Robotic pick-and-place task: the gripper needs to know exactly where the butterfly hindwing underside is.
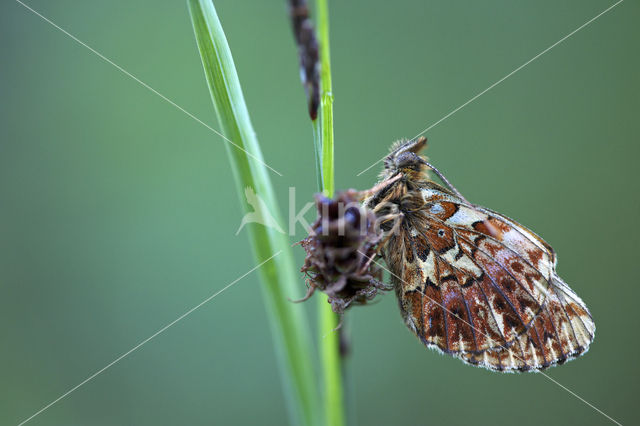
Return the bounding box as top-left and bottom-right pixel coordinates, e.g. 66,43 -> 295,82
366,138 -> 595,371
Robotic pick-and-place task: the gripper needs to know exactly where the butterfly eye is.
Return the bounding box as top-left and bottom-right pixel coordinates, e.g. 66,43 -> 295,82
395,152 -> 422,170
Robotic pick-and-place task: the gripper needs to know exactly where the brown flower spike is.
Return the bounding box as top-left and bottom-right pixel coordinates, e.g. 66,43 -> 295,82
298,190 -> 391,315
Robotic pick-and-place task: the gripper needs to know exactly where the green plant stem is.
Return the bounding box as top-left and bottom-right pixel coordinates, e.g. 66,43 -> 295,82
188,1 -> 320,425
316,3 -> 334,198
314,1 -> 345,425
312,121 -> 323,191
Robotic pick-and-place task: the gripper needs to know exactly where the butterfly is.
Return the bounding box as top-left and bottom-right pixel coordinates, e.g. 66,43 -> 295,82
363,137 -> 595,371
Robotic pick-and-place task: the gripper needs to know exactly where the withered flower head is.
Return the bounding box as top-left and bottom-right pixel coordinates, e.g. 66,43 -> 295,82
297,190 -> 391,315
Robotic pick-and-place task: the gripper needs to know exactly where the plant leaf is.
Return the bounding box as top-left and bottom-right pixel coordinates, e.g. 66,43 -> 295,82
188,1 -> 320,424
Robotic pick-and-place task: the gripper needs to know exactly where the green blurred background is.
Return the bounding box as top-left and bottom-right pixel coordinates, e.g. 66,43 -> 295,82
1,0 -> 638,424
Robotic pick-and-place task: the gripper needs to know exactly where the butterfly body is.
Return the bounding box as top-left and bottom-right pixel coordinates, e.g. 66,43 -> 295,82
365,138 -> 595,371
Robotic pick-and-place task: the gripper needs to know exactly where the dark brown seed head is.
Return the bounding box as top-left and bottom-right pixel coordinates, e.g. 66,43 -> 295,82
298,190 -> 390,315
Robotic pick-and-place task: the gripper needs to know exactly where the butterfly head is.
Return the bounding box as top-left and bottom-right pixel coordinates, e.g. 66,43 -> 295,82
383,136 -> 428,179
378,137 -> 466,201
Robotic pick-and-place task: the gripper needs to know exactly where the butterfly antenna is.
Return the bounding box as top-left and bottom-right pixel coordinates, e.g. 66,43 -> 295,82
420,159 -> 471,204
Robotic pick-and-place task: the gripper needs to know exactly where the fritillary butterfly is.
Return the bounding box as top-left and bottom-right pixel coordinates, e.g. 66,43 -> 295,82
364,137 -> 595,371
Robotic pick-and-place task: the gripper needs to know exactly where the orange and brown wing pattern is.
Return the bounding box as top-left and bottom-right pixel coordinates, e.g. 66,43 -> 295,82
459,275 -> 595,371
390,185 -> 594,370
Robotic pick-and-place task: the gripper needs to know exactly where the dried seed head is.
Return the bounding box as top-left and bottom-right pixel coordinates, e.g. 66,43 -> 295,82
298,190 -> 391,315
288,0 -> 320,120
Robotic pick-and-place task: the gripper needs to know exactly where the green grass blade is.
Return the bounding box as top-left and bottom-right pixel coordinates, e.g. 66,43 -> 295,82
314,1 -> 345,425
187,1 -> 320,424
317,0 -> 334,199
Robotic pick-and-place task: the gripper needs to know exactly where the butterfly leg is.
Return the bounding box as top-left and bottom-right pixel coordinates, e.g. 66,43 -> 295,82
369,277 -> 394,291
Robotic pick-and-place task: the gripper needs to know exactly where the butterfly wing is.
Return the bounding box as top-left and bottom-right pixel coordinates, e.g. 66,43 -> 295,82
460,275 -> 595,370
387,184 -> 595,371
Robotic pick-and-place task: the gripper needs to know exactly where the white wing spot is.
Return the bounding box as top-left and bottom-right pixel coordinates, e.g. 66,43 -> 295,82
430,203 -> 445,215
562,323 -> 575,353
508,349 -> 515,368
530,340 -> 539,366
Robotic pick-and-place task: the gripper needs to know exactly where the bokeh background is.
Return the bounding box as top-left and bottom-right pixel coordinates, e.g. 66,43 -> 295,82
1,0 -> 638,425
